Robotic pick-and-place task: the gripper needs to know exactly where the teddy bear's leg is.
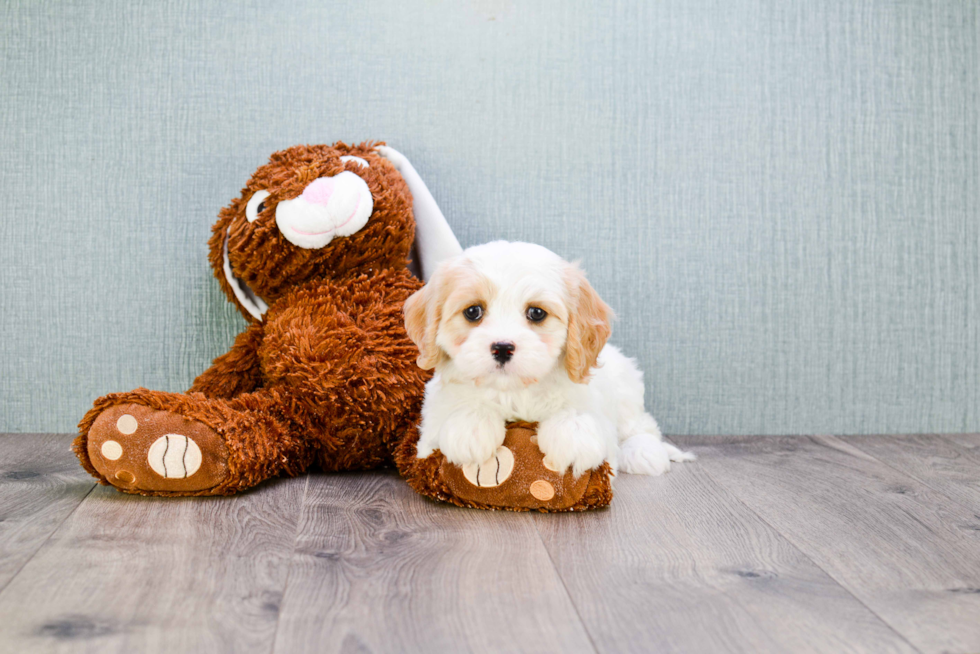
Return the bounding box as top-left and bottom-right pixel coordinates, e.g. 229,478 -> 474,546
187,322 -> 264,399
75,388 -> 318,496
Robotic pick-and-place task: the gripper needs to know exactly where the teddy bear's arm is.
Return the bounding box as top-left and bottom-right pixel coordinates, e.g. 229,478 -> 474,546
188,321 -> 265,398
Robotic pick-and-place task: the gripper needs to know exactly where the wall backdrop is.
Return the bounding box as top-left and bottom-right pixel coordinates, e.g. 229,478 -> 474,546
1,0 -> 977,434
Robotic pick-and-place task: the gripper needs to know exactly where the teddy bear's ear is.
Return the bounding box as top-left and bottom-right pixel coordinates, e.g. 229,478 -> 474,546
375,146 -> 462,281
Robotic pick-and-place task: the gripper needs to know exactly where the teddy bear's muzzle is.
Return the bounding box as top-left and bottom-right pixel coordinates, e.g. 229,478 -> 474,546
275,171 -> 374,249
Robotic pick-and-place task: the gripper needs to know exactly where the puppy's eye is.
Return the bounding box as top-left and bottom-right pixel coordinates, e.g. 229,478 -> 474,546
463,305 -> 484,322
526,307 -> 547,323
245,190 -> 271,223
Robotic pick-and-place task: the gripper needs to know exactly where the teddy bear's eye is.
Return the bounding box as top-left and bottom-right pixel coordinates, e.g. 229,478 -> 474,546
340,155 -> 369,168
245,190 -> 271,223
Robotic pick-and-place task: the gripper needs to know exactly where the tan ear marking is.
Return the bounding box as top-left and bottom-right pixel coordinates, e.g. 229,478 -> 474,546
403,287 -> 428,353
563,264 -> 614,383
404,263 -> 451,370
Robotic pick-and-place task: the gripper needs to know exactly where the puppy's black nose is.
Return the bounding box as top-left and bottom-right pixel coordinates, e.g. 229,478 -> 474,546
490,341 -> 516,364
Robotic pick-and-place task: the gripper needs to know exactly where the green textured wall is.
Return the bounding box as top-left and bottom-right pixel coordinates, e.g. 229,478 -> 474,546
1,0 -> 977,434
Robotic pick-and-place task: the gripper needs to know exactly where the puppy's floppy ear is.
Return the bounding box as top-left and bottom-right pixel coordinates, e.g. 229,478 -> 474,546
404,264 -> 448,370
563,264 -> 614,383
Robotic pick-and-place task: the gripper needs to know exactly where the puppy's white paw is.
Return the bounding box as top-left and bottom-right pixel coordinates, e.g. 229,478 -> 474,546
620,433 -> 694,476
664,441 -> 697,463
437,411 -> 506,467
538,412 -> 608,478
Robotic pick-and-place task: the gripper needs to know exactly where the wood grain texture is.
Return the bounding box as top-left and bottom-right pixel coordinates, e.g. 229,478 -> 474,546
273,470 -> 595,654
4,434 -> 980,653
846,433 -> 980,511
0,474 -> 307,654
534,463 -> 917,654
0,434 -> 94,592
677,434 -> 980,654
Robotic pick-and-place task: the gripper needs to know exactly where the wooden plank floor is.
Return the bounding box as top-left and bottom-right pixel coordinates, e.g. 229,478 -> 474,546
0,433 -> 978,654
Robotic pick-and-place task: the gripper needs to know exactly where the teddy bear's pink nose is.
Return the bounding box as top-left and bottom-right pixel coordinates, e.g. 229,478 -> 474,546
301,177 -> 336,207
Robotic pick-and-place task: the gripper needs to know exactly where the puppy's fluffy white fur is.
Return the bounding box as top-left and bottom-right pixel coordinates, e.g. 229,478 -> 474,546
404,241 -> 694,477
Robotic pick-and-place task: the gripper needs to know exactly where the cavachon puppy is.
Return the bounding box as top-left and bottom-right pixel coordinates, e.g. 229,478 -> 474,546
403,241 -> 695,478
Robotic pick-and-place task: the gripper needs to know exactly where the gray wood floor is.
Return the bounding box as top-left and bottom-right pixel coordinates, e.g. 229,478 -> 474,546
0,433 -> 978,654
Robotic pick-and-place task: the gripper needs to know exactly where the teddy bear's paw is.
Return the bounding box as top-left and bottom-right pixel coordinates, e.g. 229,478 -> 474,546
87,404 -> 229,493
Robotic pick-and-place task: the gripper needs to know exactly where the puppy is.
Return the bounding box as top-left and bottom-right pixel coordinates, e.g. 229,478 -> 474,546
403,241 -> 694,477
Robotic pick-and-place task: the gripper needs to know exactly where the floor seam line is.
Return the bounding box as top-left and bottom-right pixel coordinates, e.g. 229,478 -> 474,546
530,516 -> 602,654
268,474 -> 311,654
678,437 -> 926,654
0,481 -> 97,598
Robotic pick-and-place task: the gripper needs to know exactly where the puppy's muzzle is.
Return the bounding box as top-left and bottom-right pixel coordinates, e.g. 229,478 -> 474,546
491,341 -> 516,365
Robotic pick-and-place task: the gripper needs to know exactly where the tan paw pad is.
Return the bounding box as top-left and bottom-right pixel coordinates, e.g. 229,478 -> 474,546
529,480 -> 555,501
87,403 -> 228,493
101,440 -> 123,460
116,414 -> 138,435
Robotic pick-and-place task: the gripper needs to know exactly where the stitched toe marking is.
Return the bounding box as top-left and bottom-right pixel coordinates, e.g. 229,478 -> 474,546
462,446 -> 515,488
147,435 -> 203,478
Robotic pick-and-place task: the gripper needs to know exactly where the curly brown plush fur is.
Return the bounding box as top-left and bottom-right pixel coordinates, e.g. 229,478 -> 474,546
74,142 -> 430,496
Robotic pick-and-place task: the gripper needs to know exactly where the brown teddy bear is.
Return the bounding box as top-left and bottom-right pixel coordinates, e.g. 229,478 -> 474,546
74,142 -> 450,495
73,141 -> 613,510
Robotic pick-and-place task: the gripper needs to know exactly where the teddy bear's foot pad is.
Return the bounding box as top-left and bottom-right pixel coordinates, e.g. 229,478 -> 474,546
88,404 -> 229,493
423,422 -> 614,511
